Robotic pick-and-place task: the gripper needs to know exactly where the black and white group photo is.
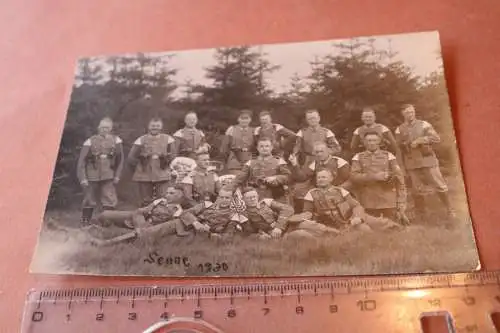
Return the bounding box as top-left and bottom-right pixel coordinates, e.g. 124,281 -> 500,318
30,31 -> 480,277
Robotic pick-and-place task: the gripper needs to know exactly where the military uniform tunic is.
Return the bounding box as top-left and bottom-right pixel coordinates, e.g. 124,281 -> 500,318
231,156 -> 291,201
291,156 -> 350,199
395,120 -> 448,195
77,134 -> 124,208
350,123 -> 399,154
180,168 -> 220,203
128,133 -> 176,206
240,198 -> 294,234
220,125 -> 255,173
188,201 -> 236,234
351,150 -> 406,211
303,186 -> 364,229
129,134 -> 175,182
254,123 -> 296,156
173,127 -> 210,159
294,126 -> 341,166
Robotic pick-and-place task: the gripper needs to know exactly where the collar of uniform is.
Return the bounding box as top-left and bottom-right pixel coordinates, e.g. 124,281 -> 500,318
194,167 -> 210,175
257,155 -> 274,161
237,125 -> 251,130
256,198 -> 273,209
308,125 -> 321,131
406,119 -> 417,126
171,204 -> 183,217
317,185 -> 335,192
260,123 -> 274,130
310,156 -> 332,169
183,126 -> 197,131
363,123 -> 377,129
319,155 -> 332,165
366,149 -> 381,155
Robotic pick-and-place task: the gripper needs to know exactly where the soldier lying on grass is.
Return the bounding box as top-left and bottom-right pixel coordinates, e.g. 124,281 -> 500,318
286,169 -> 403,238
92,185 -> 210,246
237,187 -> 295,240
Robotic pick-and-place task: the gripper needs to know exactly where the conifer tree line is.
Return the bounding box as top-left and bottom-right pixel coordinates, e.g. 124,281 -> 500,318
49,39 -> 457,208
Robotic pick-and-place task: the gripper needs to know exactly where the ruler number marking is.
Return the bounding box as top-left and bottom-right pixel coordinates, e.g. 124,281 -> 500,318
194,310 -> 203,319
296,306 -> 304,315
160,312 -> 169,320
96,313 -> 104,321
329,304 -> 339,313
31,311 -> 44,322
262,307 -> 270,316
462,296 -> 475,306
128,312 -> 137,321
227,309 -> 236,318
357,300 -> 376,311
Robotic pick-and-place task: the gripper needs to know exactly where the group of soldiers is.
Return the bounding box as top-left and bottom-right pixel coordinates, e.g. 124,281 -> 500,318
75,104 -> 456,243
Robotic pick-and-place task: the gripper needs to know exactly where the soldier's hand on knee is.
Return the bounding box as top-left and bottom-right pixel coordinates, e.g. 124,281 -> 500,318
270,228 -> 283,239
258,232 -> 272,240
193,221 -> 210,232
288,154 -> 298,166
81,180 -> 89,188
350,217 -> 363,226
113,177 -> 120,184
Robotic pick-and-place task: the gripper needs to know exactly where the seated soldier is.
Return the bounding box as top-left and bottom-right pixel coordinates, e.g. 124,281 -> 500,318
184,188 -> 239,240
287,170 -> 400,238
238,187 -> 294,240
289,141 -> 350,212
96,185 -> 210,237
229,137 -> 291,203
180,152 -> 220,205
351,131 -> 408,224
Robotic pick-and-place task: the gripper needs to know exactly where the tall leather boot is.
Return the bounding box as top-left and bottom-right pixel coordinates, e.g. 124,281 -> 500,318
81,207 -> 94,227
294,198 -> 304,214
437,191 -> 457,219
412,194 -> 427,222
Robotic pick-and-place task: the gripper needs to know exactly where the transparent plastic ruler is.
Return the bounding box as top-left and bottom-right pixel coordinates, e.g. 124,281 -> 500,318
21,271 -> 500,333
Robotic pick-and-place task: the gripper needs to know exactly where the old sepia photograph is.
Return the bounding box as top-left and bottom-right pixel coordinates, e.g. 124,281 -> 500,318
31,31 -> 480,277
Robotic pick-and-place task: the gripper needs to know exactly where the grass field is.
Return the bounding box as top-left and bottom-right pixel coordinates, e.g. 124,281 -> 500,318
31,203 -> 480,277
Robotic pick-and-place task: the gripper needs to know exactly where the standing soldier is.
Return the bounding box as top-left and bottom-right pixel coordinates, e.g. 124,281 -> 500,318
180,152 -> 221,205
229,137 -> 291,203
350,107 -> 399,155
395,104 -> 455,219
76,117 -> 124,226
173,112 -> 210,159
220,110 -> 255,174
293,109 -> 341,166
254,110 -> 296,157
128,117 -> 176,207
351,132 -> 408,224
289,141 -> 350,212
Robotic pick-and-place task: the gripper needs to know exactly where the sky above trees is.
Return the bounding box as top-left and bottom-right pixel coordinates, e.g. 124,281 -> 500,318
81,31 -> 443,98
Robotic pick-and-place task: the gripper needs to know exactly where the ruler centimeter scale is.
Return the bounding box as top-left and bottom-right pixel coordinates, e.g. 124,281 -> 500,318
22,271 -> 500,333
